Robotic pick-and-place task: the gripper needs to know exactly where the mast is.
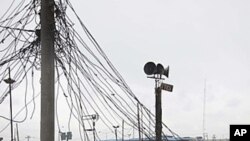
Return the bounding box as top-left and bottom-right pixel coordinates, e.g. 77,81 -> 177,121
202,79 -> 207,140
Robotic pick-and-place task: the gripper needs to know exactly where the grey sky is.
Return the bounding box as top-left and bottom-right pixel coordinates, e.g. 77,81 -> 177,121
1,0 -> 250,140
73,0 -> 250,138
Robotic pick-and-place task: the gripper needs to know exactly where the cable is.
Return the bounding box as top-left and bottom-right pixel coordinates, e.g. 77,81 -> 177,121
0,0 -> 182,139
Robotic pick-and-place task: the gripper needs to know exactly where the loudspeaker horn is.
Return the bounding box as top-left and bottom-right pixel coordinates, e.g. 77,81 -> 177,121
156,63 -> 164,75
163,66 -> 169,78
144,62 -> 156,75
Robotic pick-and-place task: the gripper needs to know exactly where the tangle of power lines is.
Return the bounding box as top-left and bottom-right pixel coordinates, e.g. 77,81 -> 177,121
0,0 -> 182,140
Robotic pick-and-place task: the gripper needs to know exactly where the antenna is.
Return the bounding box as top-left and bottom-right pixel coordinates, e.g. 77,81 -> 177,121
202,79 -> 207,140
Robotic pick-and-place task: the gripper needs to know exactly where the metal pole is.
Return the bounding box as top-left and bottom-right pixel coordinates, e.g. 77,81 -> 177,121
203,79 -> 206,141
113,126 -> 119,141
137,103 -> 141,141
9,68 -> 13,141
155,86 -> 162,141
93,121 -> 96,141
115,128 -> 117,141
122,120 -> 124,141
4,68 -> 15,141
16,123 -> 19,141
40,0 -> 55,141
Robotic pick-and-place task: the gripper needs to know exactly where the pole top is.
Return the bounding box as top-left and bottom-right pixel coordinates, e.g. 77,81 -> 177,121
4,78 -> 15,84
113,126 -> 119,129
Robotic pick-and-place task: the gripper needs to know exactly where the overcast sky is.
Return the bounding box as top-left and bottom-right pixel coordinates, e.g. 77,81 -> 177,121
74,0 -> 250,138
1,0 -> 250,140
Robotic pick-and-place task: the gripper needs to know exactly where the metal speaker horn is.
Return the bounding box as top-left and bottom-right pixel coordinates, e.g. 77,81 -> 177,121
144,62 -> 156,75
156,63 -> 164,75
163,66 -> 169,78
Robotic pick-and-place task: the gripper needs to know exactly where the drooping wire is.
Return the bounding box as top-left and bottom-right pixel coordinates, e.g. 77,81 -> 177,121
0,0 -> 182,140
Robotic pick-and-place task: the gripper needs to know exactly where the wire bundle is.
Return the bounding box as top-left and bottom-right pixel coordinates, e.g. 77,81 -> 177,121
0,0 -> 181,140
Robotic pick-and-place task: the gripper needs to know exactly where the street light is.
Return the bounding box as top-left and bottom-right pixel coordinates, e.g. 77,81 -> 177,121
4,68 -> 15,141
113,125 -> 119,141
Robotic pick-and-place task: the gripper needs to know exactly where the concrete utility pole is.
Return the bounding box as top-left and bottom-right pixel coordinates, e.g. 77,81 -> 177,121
40,0 -> 55,141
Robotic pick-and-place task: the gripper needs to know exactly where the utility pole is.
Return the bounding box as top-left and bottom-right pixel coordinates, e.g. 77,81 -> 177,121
4,68 -> 15,141
40,0 -> 55,141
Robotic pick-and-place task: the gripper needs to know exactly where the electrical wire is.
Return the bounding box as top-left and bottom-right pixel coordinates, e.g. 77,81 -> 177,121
0,0 -> 182,140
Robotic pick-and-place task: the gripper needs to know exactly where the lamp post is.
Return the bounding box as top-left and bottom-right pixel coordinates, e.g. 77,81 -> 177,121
113,125 -> 119,141
4,68 -> 15,141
